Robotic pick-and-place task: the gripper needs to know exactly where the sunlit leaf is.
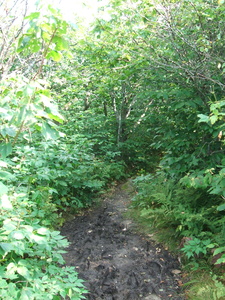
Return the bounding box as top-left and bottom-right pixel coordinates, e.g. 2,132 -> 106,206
217,204 -> 225,211
5,127 -> 16,137
0,182 -> 8,196
3,219 -> 17,232
37,227 -> 49,235
10,231 -> 25,240
17,264 -> 31,279
0,194 -> 12,210
30,233 -> 46,244
41,122 -> 60,140
20,288 -> 33,300
0,143 -> 12,159
209,115 -> 218,125
25,12 -> 40,20
197,114 -> 209,123
0,243 -> 13,252
46,50 -> 62,62
0,161 -> 8,168
23,84 -> 36,97
47,113 -> 64,124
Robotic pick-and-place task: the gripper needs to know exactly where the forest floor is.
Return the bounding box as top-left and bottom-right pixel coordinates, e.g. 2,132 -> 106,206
61,181 -> 185,300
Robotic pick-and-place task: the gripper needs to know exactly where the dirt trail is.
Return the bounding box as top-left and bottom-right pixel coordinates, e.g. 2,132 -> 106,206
61,182 -> 184,300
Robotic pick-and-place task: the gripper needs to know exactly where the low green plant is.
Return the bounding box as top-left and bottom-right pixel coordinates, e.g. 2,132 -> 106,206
8,136 -> 126,212
185,272 -> 225,300
131,173 -> 225,266
0,189 -> 87,300
131,172 -> 225,298
181,237 -> 211,259
212,275 -> 225,300
132,173 -> 220,237
207,243 -> 225,266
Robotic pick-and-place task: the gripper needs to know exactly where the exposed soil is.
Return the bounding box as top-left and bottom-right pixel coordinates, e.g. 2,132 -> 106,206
61,181 -> 184,300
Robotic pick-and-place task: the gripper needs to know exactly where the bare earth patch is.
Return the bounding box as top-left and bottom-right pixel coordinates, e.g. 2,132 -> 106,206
61,182 -> 184,300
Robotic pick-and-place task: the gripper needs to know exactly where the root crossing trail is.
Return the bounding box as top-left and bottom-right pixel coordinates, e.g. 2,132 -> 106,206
61,182 -> 184,300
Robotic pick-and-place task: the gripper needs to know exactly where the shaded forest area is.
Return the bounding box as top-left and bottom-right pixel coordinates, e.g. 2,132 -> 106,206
1,0 -> 225,299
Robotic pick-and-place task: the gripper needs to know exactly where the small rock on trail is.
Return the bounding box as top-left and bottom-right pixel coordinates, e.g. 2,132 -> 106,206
61,183 -> 184,300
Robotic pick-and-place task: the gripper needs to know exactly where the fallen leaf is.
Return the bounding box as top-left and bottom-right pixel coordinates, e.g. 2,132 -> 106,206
171,269 -> 182,275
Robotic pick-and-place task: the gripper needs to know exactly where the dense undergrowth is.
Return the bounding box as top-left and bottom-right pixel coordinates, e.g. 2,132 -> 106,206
0,4 -> 125,299
131,173 -> 225,299
2,0 -> 225,299
0,135 -> 125,299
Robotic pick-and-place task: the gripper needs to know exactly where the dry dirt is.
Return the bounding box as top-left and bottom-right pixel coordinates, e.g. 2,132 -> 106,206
61,182 -> 184,300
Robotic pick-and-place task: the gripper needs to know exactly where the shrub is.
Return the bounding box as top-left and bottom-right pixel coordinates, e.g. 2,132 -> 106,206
132,173 -> 224,255
0,189 -> 87,300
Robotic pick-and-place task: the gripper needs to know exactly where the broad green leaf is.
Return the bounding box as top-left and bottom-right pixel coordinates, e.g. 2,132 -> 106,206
52,36 -> 69,50
197,114 -> 209,123
8,282 -> 19,296
25,12 -> 40,21
213,246 -> 225,256
30,233 -> 46,244
29,40 -> 41,53
0,279 -> 8,288
16,106 -> 27,123
46,50 -> 62,62
37,227 -> 49,235
66,51 -> 73,59
0,242 -> 14,254
56,20 -> 68,35
41,122 -> 60,140
47,113 -> 64,124
209,115 -> 218,125
21,225 -> 33,233
23,84 -> 36,97
42,31 -> 51,41
3,220 -> 17,232
6,262 -> 17,274
20,288 -> 33,300
0,194 -> 12,210
10,231 -> 25,240
214,256 -> 225,264
39,94 -> 53,107
17,266 -> 31,279
40,23 -> 52,32
0,143 -> 12,159
5,127 -> 16,137
207,244 -> 217,249
0,161 -> 7,167
0,171 -> 13,179
217,204 -> 225,211
0,182 -> 8,196
17,36 -> 31,51
0,127 -> 16,138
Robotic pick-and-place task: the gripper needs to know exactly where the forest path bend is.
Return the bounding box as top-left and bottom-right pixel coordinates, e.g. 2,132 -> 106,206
61,181 -> 184,300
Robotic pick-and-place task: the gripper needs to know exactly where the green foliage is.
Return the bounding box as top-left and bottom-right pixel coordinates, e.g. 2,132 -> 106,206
7,137 -> 126,211
0,76 -> 64,153
0,190 -> 87,299
132,173 -> 221,237
185,272 -> 225,300
211,276 -> 225,300
3,0 -> 225,297
0,4 -> 88,299
17,4 -> 71,77
207,243 -> 225,266
132,173 -> 225,266
181,238 -> 211,259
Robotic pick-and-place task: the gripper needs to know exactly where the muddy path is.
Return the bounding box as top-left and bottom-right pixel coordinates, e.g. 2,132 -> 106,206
61,182 -> 184,300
